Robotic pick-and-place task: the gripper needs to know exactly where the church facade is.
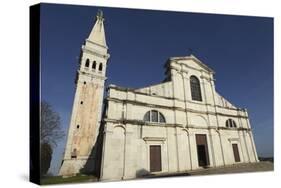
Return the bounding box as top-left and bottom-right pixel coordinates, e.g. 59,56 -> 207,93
59,11 -> 259,180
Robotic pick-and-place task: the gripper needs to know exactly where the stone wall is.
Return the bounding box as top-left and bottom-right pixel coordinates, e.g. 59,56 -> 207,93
99,56 -> 259,180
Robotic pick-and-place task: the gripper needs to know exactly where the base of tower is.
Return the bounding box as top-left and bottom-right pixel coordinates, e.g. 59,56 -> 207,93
59,158 -> 97,177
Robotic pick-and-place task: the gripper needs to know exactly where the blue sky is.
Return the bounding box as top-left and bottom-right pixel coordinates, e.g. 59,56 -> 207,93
40,3 -> 273,175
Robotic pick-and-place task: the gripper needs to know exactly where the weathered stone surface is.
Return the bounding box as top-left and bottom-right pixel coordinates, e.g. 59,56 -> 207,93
59,11 -> 109,176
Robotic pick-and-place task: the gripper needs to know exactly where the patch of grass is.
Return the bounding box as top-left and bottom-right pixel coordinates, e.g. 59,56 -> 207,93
41,174 -> 98,185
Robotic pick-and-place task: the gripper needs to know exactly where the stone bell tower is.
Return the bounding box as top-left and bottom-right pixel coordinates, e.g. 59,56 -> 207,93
59,10 -> 110,176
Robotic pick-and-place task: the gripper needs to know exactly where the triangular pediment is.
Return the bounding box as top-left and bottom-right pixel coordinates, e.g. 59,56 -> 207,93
169,54 -> 215,73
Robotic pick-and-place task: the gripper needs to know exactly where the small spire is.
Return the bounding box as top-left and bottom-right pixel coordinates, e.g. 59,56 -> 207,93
97,9 -> 104,20
87,10 -> 107,47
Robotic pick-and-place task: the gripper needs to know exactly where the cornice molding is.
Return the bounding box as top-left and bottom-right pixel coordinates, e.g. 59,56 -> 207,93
106,97 -> 248,119
168,55 -> 215,74
78,70 -> 107,81
108,85 -> 244,113
103,118 -> 252,132
85,39 -> 108,49
82,45 -> 110,60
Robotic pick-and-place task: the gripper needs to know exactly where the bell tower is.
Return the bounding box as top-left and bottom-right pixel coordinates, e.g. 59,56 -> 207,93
59,10 -> 110,176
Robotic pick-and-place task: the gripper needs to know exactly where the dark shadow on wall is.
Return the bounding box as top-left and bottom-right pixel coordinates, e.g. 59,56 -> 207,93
79,100 -> 107,178
136,169 -> 192,179
136,169 -> 151,178
79,156 -> 96,175
145,172 -> 191,179
93,113 -> 105,179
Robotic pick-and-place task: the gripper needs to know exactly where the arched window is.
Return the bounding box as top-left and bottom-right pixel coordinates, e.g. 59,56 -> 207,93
92,61 -> 96,69
151,110 -> 158,122
144,111 -> 150,121
159,113 -> 166,123
98,63 -> 103,71
190,75 -> 202,101
85,59 -> 90,68
226,119 -> 237,128
143,110 -> 166,123
226,119 -> 230,127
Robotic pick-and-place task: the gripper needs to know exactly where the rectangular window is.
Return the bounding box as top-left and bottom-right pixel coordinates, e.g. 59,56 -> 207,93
71,149 -> 77,159
71,153 -> 77,159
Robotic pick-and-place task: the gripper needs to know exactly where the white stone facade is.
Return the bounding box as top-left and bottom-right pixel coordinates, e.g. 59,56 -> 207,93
59,11 -> 259,180
99,55 -> 259,180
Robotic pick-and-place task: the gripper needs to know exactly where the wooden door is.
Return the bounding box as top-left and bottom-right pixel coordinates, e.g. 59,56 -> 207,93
150,145 -> 162,172
195,134 -> 210,167
197,145 -> 208,167
232,144 -> 241,162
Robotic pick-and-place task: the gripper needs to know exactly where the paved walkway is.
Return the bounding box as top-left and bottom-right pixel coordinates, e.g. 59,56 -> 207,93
146,162 -> 273,178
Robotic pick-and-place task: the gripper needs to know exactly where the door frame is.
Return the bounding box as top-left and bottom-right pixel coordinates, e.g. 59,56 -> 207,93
195,134 -> 210,167
232,143 -> 241,163
143,137 -> 166,174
